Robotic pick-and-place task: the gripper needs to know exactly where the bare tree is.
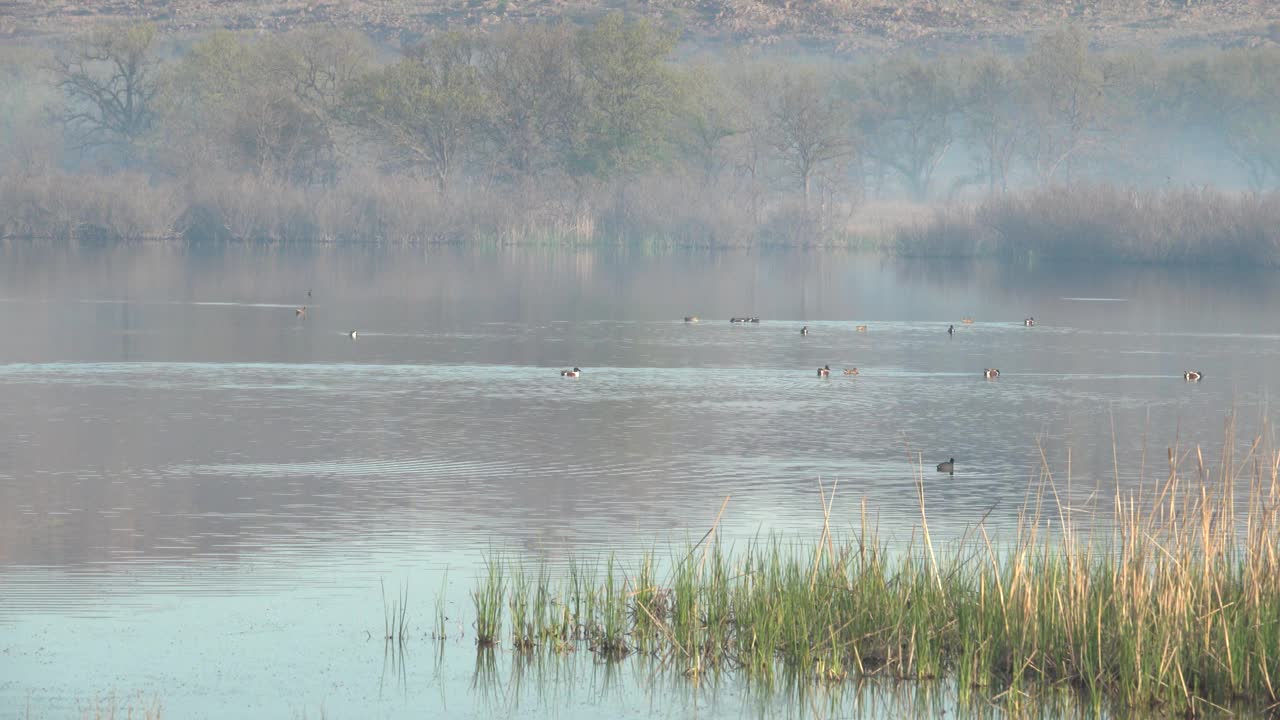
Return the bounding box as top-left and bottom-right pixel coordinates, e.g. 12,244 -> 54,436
260,30 -> 372,183
857,58 -> 956,200
959,54 -> 1022,195
1180,49 -> 1280,191
768,71 -> 852,210
726,61 -> 778,226
277,29 -> 373,113
1021,26 -> 1107,184
54,24 -> 159,163
676,64 -> 741,188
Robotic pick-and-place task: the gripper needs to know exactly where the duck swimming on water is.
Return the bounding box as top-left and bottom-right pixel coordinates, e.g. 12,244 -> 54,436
817,365 -> 831,377
1184,370 -> 1202,381
937,458 -> 955,474
984,368 -> 1000,378
800,325 -> 809,336
561,367 -> 582,378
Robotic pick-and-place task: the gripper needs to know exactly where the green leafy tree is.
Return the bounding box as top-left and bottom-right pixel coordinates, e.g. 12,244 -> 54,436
568,13 -> 679,181
477,25 -> 580,180
161,30 -> 360,183
251,29 -> 372,182
352,32 -> 485,195
157,31 -> 249,170
675,64 -> 742,187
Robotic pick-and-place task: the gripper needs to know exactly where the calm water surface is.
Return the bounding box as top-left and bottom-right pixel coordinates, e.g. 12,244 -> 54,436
1,245 -> 1277,717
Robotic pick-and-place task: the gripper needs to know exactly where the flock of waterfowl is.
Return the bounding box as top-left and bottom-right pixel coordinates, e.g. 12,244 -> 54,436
676,315 -> 1203,388
293,303 -> 1205,389
643,315 -> 1203,475
291,301 -> 1205,475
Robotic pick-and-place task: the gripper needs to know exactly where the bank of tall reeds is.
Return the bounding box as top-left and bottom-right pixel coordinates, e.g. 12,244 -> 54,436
471,428 -> 1280,715
6,166 -> 1279,262
897,184 -> 1280,265
0,166 -> 756,248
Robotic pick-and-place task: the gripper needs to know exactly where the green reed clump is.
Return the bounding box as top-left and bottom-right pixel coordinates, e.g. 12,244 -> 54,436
508,562 -> 535,652
590,556 -> 630,659
467,424 -> 1280,715
472,554 -> 505,647
568,559 -> 596,642
537,574 -> 573,652
629,551 -> 666,654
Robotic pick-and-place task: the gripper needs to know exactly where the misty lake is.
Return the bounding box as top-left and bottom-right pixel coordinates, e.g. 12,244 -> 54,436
2,244 -> 1278,718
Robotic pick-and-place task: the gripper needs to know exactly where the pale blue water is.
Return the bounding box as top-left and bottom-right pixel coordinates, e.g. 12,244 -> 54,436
1,245 -> 1275,717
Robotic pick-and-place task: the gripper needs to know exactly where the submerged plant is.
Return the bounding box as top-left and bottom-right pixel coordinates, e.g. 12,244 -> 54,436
431,569 -> 449,641
381,579 -> 409,645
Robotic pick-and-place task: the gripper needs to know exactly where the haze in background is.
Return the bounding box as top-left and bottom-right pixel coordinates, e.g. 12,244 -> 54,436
0,6 -> 1278,258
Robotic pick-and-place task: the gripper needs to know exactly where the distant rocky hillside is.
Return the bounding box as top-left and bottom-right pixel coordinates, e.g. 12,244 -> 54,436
4,0 -> 1279,52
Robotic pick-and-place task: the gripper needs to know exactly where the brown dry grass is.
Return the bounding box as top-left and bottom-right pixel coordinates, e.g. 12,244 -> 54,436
896,184 -> 1280,264
3,0 -> 1278,53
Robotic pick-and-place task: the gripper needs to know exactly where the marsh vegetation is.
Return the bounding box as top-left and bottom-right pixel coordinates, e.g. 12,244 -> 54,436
1,18 -> 1279,261
461,428 -> 1280,716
